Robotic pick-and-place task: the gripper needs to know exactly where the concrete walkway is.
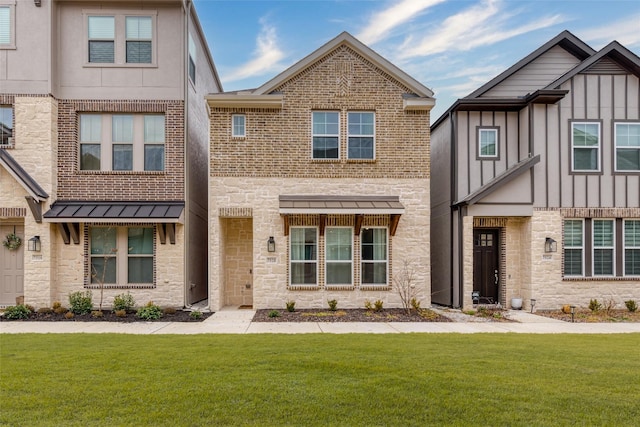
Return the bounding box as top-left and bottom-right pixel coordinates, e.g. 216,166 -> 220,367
2,308 -> 640,334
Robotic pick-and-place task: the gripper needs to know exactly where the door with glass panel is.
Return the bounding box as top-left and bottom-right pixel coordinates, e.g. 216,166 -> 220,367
473,229 -> 499,303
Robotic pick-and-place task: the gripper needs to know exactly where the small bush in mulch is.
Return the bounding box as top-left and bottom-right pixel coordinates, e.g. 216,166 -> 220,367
253,308 -> 452,322
0,307 -> 212,322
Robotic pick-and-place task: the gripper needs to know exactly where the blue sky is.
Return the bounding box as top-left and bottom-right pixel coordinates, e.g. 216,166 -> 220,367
193,0 -> 640,120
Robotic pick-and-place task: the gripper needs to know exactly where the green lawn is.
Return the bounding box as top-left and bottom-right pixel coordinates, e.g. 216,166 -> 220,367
1,334 -> 639,426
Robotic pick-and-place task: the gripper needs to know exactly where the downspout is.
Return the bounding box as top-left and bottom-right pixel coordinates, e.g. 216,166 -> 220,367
449,110 -> 457,307
182,0 -> 192,308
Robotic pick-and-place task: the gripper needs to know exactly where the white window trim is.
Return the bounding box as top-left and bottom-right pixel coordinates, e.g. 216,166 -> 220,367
83,10 -> 157,68
477,127 -> 499,159
232,114 -> 246,138
347,111 -> 375,160
360,227 -> 389,286
325,227 -> 354,286
563,219 -> 584,277
289,227 -> 318,286
571,121 -> 601,173
592,219 -> 615,277
311,111 -> 340,160
623,219 -> 640,277
614,122 -> 640,172
0,2 -> 16,50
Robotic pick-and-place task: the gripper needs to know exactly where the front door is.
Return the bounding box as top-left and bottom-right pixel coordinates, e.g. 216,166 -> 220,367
1,224 -> 24,307
473,229 -> 499,304
222,218 -> 253,307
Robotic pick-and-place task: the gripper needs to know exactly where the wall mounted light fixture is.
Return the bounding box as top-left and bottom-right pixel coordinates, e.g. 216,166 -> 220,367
28,236 -> 41,252
544,237 -> 557,253
267,236 -> 276,252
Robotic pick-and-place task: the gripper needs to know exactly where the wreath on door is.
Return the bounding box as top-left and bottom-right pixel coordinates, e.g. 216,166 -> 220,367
2,232 -> 22,250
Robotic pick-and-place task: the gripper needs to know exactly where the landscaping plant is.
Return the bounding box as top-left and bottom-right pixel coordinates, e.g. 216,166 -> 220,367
136,301 -> 163,320
68,291 -> 93,315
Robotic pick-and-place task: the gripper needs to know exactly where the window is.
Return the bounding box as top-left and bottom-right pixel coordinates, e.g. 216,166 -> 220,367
478,127 -> 498,158
290,228 -> 317,285
312,112 -> 339,159
232,115 -> 246,138
361,228 -> 388,285
79,113 -> 164,172
615,122 -> 640,171
593,219 -> 614,276
571,122 -> 600,172
0,4 -> 15,49
624,220 -> 640,276
90,226 -> 154,285
325,228 -> 352,285
125,16 -> 152,64
563,220 -> 583,276
348,112 -> 374,159
88,16 -> 115,63
0,105 -> 13,146
188,33 -> 196,83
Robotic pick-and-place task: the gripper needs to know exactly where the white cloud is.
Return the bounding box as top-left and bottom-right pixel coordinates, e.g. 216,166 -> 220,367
396,0 -> 565,59
222,17 -> 286,83
579,14 -> 640,48
357,0 -> 446,45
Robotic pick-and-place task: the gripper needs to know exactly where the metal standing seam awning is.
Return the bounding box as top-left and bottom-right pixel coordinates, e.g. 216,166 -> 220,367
278,195 -> 405,236
43,201 -> 185,245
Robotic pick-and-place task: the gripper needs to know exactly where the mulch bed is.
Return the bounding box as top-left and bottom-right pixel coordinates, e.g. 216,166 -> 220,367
534,309 -> 640,323
0,309 -> 213,322
253,308 -> 452,322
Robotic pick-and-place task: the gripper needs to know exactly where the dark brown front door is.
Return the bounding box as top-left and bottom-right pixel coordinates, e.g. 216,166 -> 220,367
473,229 -> 499,304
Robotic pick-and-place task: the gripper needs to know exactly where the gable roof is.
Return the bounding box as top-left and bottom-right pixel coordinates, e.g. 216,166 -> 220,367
465,30 -> 595,99
545,41 -> 640,90
0,149 -> 49,201
207,31 -> 434,110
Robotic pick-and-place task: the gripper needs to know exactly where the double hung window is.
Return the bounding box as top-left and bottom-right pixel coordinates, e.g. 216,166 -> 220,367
325,228 -> 352,285
232,115 -> 246,138
624,220 -> 640,276
0,4 -> 14,49
563,220 -> 583,276
88,16 -> 115,63
361,228 -> 388,285
0,106 -> 13,146
571,122 -> 600,172
290,228 -> 317,285
615,122 -> 640,172
478,127 -> 498,158
86,13 -> 155,65
347,112 -> 374,159
593,219 -> 614,276
188,33 -> 196,83
312,112 -> 339,159
125,16 -> 152,64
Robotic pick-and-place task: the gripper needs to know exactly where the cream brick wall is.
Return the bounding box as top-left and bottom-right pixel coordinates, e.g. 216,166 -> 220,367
210,177 -> 430,311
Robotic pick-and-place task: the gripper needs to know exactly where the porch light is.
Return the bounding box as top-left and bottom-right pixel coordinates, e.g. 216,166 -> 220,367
570,305 -> 576,323
544,237 -> 557,253
267,236 -> 276,252
530,298 -> 536,313
28,236 -> 41,252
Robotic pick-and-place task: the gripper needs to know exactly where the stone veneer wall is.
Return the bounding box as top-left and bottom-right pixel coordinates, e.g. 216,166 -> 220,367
210,177 -> 429,311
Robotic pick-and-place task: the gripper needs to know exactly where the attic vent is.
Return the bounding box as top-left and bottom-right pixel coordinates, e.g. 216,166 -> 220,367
582,57 -> 627,75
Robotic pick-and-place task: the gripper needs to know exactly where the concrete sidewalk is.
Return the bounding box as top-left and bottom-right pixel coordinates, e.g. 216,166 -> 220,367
2,308 -> 640,334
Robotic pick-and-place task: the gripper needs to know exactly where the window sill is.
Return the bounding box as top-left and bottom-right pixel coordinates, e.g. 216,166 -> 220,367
78,170 -> 166,175
83,62 -> 158,69
287,285 -> 320,291
360,284 -> 392,291
85,284 -> 155,289
311,159 -> 340,163
563,276 -> 639,282
346,159 -> 376,163
325,285 -> 355,291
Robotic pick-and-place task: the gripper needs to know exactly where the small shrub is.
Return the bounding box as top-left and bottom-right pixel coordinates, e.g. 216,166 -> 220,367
562,304 -> 572,314
589,299 -> 602,312
69,290 -> 93,315
163,307 -> 177,315
136,301 -> 163,320
327,299 -> 338,311
3,305 -> 31,320
410,298 -> 421,311
374,299 -> 384,312
112,293 -> 135,312
38,307 -> 53,314
54,306 -> 68,315
91,310 -> 104,318
190,310 -> 203,320
285,300 -> 296,312
364,300 -> 373,310
64,311 -> 74,319
268,310 -> 281,318
603,298 -> 616,315
114,309 -> 127,318
625,300 -> 638,312
52,301 -> 62,310
25,304 -> 35,313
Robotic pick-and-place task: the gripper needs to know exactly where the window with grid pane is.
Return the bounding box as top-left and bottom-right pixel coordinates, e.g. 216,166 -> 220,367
563,220 -> 583,276
348,112 -> 374,159
88,16 -> 114,63
290,228 -> 317,285
312,112 -> 339,159
232,115 -> 245,138
325,228 -> 352,285
615,123 -> 640,171
624,220 -> 640,276
572,122 -> 600,171
593,219 -> 614,276
125,16 -> 152,63
361,228 -> 388,285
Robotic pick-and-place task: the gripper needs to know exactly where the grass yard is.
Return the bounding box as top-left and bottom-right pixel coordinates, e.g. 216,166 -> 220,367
1,334 -> 639,426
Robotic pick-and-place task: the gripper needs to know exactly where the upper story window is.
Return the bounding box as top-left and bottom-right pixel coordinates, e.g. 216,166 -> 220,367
0,106 -> 13,146
85,12 -> 156,66
615,122 -> 640,172
79,113 -> 165,172
571,122 -> 601,172
312,112 -> 339,159
232,114 -> 246,138
188,33 -> 196,84
0,3 -> 15,49
347,112 -> 374,159
478,127 -> 499,159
